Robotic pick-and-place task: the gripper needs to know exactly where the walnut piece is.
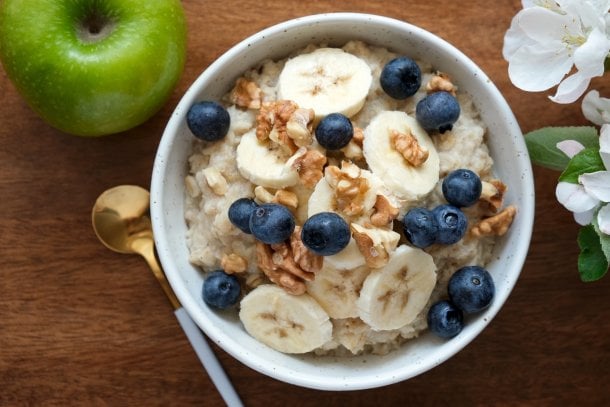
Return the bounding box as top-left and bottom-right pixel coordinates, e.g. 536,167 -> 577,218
479,179 -> 507,213
255,227 -> 322,295
290,148 -> 327,188
351,223 -> 400,268
256,100 -> 304,155
202,167 -> 228,196
341,126 -> 364,160
230,77 -> 262,109
286,108 -> 315,147
370,195 -> 399,227
390,129 -> 429,167
471,205 -> 517,237
426,72 -> 457,96
221,253 -> 248,274
290,225 -> 323,273
254,186 -> 299,208
325,161 -> 370,217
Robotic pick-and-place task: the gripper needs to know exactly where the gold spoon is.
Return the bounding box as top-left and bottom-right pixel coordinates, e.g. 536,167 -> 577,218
92,185 -> 242,407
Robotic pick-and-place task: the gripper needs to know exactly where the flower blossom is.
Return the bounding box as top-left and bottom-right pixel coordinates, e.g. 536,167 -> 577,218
582,90 -> 610,125
503,0 -> 610,104
556,124 -> 610,233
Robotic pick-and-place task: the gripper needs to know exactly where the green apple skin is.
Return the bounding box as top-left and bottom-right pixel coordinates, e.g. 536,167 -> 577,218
0,0 -> 187,136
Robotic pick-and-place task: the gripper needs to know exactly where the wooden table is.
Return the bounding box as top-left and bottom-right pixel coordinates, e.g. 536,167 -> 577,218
2,0 -> 610,405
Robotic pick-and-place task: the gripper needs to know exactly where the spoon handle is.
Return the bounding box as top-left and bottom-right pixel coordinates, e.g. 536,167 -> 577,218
138,238 -> 181,310
175,307 -> 244,407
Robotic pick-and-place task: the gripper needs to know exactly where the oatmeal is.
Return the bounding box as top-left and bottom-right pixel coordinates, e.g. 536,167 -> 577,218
185,41 -> 515,356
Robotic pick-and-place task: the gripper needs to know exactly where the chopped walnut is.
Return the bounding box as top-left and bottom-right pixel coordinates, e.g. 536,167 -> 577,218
254,185 -> 275,203
255,227 -> 322,295
341,126 -> 364,160
325,161 -> 370,217
221,253 -> 248,274
391,129 -> 429,167
290,148 -> 327,188
230,77 -> 262,109
370,195 -> 399,227
245,272 -> 265,289
471,205 -> 517,237
479,179 -> 507,213
290,226 -> 323,273
351,223 -> 400,268
426,72 -> 457,96
202,167 -> 228,196
254,186 -> 299,208
257,241 -> 306,295
256,100 -> 301,155
286,108 -> 315,147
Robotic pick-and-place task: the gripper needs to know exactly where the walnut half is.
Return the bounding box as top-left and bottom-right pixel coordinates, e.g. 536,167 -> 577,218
471,205 -> 517,238
230,77 -> 262,109
390,129 -> 428,167
255,226 -> 322,295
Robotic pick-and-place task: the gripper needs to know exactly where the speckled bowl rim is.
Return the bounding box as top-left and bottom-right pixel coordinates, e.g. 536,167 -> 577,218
151,12 -> 535,391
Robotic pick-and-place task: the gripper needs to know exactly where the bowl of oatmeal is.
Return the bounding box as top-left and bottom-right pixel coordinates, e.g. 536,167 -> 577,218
150,13 -> 534,390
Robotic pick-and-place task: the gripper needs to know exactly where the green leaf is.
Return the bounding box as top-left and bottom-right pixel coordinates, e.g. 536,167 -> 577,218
577,224 -> 609,282
558,148 -> 605,183
524,126 -> 599,171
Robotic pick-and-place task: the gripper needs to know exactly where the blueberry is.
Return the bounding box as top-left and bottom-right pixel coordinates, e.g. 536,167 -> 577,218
186,101 -> 230,141
442,169 -> 482,208
415,91 -> 460,133
402,207 -> 438,248
427,300 -> 464,339
315,113 -> 353,150
448,266 -> 495,314
301,212 -> 350,256
380,56 -> 422,99
249,203 -> 295,244
202,270 -> 241,309
228,198 -> 258,234
433,204 -> 467,245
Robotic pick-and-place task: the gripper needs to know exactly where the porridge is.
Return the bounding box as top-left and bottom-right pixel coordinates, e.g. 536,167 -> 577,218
183,40 -> 516,355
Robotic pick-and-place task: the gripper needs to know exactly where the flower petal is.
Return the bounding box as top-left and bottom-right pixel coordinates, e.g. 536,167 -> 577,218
556,181 -> 600,212
573,29 -> 610,75
580,171 -> 610,201
508,45 -> 573,91
549,71 -> 592,103
556,140 -> 585,158
574,207 -> 596,225
581,90 -> 610,125
502,13 -> 534,59
599,124 -> 610,169
597,204 -> 610,234
518,7 -> 578,44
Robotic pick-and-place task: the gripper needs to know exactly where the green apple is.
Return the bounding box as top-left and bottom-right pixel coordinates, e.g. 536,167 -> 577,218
0,0 -> 187,136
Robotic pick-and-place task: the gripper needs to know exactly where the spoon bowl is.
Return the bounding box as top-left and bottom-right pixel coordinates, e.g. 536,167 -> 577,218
92,184 -> 179,309
92,184 -> 152,255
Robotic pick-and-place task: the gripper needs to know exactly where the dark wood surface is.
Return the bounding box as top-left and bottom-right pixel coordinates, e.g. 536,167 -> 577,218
2,1 -> 610,405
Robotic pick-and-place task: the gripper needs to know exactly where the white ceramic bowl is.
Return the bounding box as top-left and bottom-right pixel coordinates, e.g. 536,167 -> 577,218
151,13 -> 534,390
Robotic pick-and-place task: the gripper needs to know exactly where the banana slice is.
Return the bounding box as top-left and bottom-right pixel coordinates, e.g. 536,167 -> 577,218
357,245 -> 437,331
277,48 -> 372,120
239,284 -> 332,354
306,264 -> 370,319
323,237 -> 367,270
236,129 -> 299,189
363,111 -> 440,201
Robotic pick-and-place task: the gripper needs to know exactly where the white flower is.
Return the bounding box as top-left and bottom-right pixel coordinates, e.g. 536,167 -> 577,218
556,124 -> 610,231
503,0 -> 610,104
582,90 -> 610,125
